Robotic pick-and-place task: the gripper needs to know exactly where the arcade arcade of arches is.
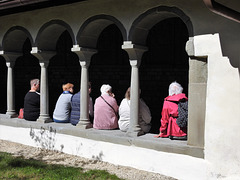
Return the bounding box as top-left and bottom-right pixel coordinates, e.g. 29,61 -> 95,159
0,6 -> 205,147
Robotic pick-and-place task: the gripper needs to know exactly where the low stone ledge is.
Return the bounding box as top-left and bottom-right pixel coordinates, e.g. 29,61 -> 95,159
0,114 -> 204,158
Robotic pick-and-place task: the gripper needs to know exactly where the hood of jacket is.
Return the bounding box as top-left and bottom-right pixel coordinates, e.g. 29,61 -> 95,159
165,93 -> 188,102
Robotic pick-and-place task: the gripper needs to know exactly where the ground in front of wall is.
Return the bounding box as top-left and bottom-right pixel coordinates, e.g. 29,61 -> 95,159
0,140 -> 176,180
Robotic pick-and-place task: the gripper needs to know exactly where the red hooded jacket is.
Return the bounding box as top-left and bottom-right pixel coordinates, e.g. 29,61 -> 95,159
160,93 -> 188,138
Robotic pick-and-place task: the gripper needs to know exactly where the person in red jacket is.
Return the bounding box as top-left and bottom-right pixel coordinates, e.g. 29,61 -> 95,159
155,81 -> 188,140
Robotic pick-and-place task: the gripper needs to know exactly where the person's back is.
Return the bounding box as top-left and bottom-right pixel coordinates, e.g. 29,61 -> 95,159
160,93 -> 187,138
24,79 -> 40,121
155,81 -> 188,140
94,94 -> 118,129
118,98 -> 151,132
139,99 -> 152,133
53,93 -> 73,122
53,83 -> 74,123
24,91 -> 40,121
93,84 -> 118,130
70,82 -> 94,126
118,98 -> 130,131
118,87 -> 151,133
70,91 -> 80,125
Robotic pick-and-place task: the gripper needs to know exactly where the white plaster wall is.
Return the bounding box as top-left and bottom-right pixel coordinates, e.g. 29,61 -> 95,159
193,34 -> 240,179
0,125 -> 206,180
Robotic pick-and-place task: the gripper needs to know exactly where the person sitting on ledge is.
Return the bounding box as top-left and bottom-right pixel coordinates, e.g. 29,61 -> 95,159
53,83 -> 74,123
154,81 -> 188,140
70,82 -> 94,126
24,79 -> 40,121
93,84 -> 119,130
118,87 -> 152,133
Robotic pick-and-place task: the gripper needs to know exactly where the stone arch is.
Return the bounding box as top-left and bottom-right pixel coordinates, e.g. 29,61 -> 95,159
129,6 -> 193,46
14,39 -> 40,113
48,30 -> 80,117
2,26 -> 33,52
76,14 -> 127,48
89,24 -> 130,104
35,20 -> 75,51
128,6 -> 192,135
139,17 -> 190,133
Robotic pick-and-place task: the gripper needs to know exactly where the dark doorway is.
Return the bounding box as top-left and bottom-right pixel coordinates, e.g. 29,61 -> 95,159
140,17 -> 189,133
48,30 -> 80,118
14,38 -> 40,113
0,56 -> 7,113
89,24 -> 130,105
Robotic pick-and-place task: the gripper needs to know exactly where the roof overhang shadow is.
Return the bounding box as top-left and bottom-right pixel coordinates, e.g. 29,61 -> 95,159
2,26 -> 33,52
129,6 -> 193,46
76,15 -> 127,48
35,20 -> 75,51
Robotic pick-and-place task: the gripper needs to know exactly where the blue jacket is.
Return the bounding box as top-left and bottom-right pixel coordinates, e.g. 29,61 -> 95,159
70,91 -> 80,125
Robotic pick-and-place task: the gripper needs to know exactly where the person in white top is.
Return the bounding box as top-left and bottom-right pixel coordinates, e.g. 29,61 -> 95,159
118,87 -> 152,133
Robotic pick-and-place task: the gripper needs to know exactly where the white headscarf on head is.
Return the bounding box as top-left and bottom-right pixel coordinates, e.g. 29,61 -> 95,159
100,84 -> 112,95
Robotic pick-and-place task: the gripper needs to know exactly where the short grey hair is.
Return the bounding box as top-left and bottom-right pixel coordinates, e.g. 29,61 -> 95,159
169,81 -> 183,96
100,84 -> 112,95
30,79 -> 40,87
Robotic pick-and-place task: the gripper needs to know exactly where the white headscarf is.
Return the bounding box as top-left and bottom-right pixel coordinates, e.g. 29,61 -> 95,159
100,84 -> 112,95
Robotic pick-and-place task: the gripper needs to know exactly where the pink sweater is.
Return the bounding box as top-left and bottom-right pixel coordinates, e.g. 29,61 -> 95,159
93,94 -> 119,129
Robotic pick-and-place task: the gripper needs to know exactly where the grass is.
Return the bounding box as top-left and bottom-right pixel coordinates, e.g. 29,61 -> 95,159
0,152 -> 123,180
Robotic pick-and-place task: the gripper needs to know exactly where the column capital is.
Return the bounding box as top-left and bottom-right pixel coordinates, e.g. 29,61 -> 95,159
0,51 -> 22,66
39,61 -> 49,68
129,60 -> 140,67
122,41 -> 148,61
71,45 -> 97,64
80,60 -> 90,68
31,47 -> 56,62
6,61 -> 15,68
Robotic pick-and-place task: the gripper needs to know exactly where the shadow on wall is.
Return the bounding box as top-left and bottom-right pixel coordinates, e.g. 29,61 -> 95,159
29,126 -> 105,162
92,151 -> 104,161
30,126 -> 58,151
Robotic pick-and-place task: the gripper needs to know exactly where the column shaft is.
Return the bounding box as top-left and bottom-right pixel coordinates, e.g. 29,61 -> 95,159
37,62 -> 51,123
6,62 -> 17,117
127,64 -> 143,136
77,62 -> 92,128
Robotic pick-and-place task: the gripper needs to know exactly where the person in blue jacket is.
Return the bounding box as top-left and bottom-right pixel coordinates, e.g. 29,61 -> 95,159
70,82 -> 93,125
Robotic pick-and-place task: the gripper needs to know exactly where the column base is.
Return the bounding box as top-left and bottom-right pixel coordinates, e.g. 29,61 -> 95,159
126,129 -> 145,137
37,114 -> 52,123
76,118 -> 93,129
6,111 -> 18,118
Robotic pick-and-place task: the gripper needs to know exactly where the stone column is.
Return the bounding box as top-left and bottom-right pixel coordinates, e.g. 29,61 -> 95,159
0,52 -> 21,118
71,45 -> 97,129
31,48 -> 55,123
6,60 -> 17,117
122,41 -> 148,136
37,61 -> 52,123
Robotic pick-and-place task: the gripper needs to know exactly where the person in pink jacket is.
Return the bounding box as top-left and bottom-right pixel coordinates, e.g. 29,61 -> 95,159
93,84 -> 119,130
155,81 -> 188,140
